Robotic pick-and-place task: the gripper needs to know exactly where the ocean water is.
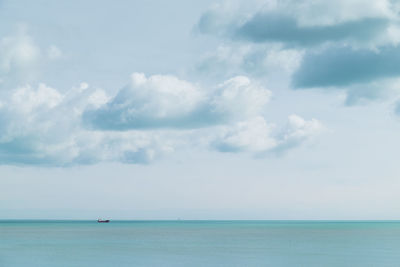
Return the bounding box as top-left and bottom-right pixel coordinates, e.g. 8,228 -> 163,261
1,221 -> 400,267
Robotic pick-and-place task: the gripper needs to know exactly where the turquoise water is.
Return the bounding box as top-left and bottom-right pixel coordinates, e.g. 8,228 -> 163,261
1,221 -> 400,266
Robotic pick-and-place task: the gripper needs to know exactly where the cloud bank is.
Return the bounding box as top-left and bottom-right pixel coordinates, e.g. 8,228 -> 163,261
0,73 -> 321,165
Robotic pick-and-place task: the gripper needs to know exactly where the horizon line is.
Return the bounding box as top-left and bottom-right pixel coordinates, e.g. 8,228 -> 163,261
2,219 -> 400,222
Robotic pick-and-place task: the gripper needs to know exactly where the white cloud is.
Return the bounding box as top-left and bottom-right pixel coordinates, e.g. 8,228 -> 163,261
276,114 -> 323,152
11,83 -> 63,112
213,116 -> 277,152
84,73 -> 271,130
212,76 -> 271,118
87,89 -> 110,108
125,72 -> 204,119
0,82 -> 175,166
213,115 -> 323,155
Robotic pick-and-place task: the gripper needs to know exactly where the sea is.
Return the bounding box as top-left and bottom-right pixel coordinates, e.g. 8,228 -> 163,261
1,220 -> 400,267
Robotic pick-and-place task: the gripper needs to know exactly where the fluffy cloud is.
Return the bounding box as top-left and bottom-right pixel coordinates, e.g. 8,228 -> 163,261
213,116 -> 277,152
84,73 -> 271,130
0,82 -> 174,165
213,115 -> 322,155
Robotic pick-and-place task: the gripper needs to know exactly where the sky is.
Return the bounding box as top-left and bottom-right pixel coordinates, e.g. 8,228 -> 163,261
1,0 -> 400,220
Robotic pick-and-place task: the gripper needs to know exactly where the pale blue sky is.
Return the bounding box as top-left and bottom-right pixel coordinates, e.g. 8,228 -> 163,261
2,0 -> 400,220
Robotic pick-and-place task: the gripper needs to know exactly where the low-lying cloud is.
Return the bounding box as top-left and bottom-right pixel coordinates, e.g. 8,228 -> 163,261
0,73 -> 321,166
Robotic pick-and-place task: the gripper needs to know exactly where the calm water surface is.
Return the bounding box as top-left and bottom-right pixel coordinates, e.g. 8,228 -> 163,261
1,220 -> 400,266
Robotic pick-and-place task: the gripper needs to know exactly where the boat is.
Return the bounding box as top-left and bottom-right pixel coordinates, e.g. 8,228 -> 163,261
97,219 -> 110,223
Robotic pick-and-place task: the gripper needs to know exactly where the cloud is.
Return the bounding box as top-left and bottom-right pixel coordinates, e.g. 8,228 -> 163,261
273,114 -> 324,154
293,46 -> 400,88
236,15 -> 388,47
196,0 -> 400,104
213,115 -> 322,155
213,116 -> 277,153
0,28 -> 41,83
269,0 -> 395,27
195,44 -> 303,81
394,100 -> 400,116
197,0 -> 400,47
83,73 -> 271,130
0,82 -> 173,166
0,27 -> 63,88
195,0 -> 266,36
344,79 -> 400,105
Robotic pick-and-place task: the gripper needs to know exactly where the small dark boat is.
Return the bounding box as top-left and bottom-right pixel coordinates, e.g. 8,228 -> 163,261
97,219 -> 110,223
